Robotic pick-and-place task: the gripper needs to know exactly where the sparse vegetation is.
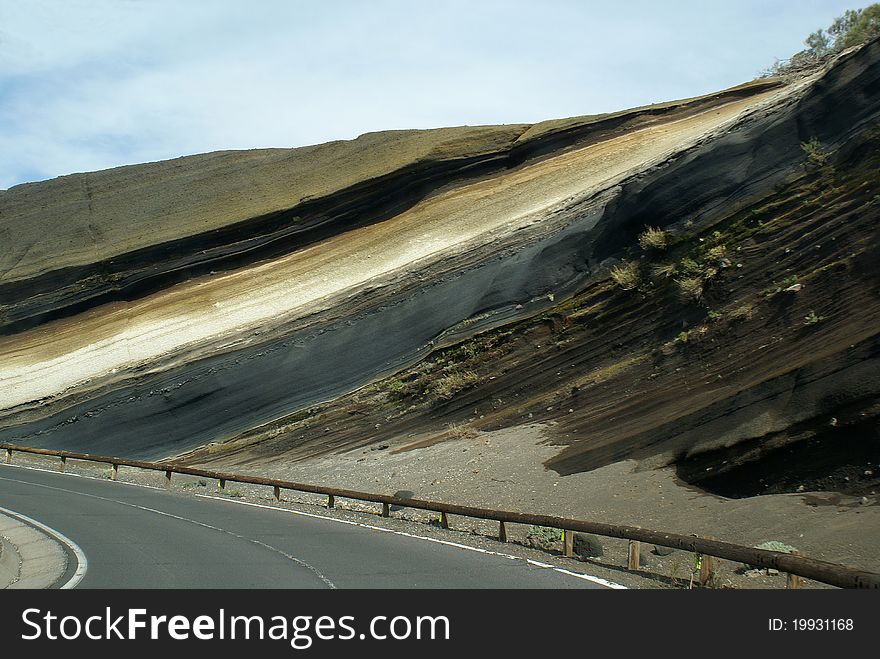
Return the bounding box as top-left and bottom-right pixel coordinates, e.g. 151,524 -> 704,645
432,370 -> 481,400
764,4 -> 880,76
763,275 -> 799,299
675,276 -> 704,302
610,261 -> 641,290
644,236 -> 734,303
705,244 -> 728,263
728,303 -> 755,322
651,262 -> 678,279
803,310 -> 824,325
527,526 -> 563,542
678,257 -> 702,276
638,226 -> 669,251
802,137 -> 830,169
446,422 -> 478,440
373,326 -> 517,408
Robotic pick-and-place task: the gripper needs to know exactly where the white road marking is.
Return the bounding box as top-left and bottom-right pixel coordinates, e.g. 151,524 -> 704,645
0,504 -> 88,589
198,494 -> 627,589
0,472 -> 336,589
0,463 -> 626,589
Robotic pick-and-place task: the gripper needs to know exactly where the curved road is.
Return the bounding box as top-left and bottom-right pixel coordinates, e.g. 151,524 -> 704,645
0,465 -> 614,589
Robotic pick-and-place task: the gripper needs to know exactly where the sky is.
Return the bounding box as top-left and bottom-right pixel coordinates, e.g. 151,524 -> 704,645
0,0 -> 869,189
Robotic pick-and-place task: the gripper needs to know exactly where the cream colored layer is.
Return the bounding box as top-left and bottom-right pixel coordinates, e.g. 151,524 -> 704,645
0,89 -> 783,409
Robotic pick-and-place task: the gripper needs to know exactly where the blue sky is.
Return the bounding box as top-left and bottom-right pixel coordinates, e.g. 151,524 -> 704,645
0,0 -> 868,189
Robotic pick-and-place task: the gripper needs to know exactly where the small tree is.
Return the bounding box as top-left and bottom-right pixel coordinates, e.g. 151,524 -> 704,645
805,29 -> 832,58
766,4 -> 880,76
829,6 -> 880,49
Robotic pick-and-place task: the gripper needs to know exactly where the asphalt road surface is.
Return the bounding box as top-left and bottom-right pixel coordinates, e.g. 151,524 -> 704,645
0,465 -> 612,589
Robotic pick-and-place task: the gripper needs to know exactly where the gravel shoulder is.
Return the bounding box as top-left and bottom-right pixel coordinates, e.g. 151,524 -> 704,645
193,423 -> 878,589
9,428 -> 877,589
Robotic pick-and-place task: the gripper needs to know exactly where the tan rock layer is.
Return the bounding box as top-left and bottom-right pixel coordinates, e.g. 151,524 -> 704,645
0,80 -> 780,335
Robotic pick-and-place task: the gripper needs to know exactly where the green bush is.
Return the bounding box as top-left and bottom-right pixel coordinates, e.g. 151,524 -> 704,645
527,526 -> 563,542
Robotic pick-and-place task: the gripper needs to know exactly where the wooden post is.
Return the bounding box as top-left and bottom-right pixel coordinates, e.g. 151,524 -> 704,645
628,540 -> 641,570
327,495 -> 335,509
440,512 -> 449,529
563,531 -> 574,558
382,502 -> 390,517
700,553 -> 715,587
4,448 -> 11,464
59,456 -> 66,473
273,485 -> 281,501
499,521 -> 507,542
787,551 -> 804,589
111,464 -> 118,481
165,470 -> 172,489
699,536 -> 716,587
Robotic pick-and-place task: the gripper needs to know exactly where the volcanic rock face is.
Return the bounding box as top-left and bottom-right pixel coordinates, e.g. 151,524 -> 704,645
1,40 -> 878,480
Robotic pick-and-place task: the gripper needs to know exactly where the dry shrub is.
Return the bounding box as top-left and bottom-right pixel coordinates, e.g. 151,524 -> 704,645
610,261 -> 641,290
676,276 -> 704,302
638,226 -> 669,251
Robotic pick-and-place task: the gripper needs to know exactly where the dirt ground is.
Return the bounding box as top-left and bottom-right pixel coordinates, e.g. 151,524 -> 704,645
190,422 -> 878,589
7,419 -> 876,589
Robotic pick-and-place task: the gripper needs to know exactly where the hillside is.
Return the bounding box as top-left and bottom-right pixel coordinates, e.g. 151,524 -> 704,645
0,38 -> 878,575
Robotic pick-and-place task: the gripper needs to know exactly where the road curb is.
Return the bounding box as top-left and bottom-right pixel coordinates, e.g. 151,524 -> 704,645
0,532 -> 21,588
0,512 -> 68,589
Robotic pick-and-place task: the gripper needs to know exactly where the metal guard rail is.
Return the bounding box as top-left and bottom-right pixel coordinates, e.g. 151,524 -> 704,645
2,442 -> 878,589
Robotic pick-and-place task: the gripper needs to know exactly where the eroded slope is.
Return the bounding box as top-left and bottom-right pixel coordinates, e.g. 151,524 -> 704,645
0,41 -> 877,468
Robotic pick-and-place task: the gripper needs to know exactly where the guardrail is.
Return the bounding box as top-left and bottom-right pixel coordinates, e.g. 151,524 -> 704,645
3,442 -> 879,589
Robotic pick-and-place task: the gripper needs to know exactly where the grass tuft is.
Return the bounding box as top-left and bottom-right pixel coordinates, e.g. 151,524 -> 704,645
432,370 -> 481,401
610,261 -> 641,290
638,226 -> 669,251
675,277 -> 704,302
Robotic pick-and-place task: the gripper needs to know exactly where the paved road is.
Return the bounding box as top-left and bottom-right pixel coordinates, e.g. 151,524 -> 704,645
0,465 -> 611,589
